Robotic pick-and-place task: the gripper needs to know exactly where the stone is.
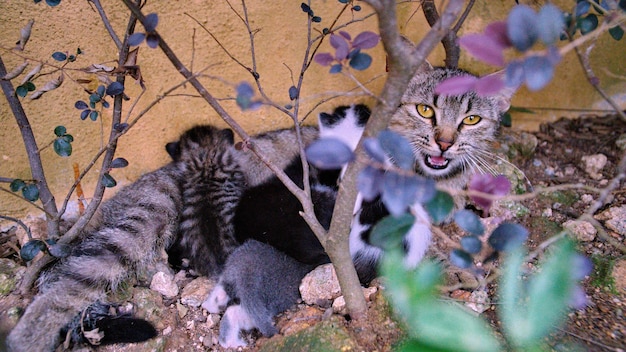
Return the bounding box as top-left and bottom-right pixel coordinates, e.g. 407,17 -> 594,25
180,277 -> 214,307
615,133 -> 626,151
612,259 -> 626,295
299,264 -> 341,305
581,153 -> 608,180
150,271 -> 179,298
563,220 -> 596,242
595,205 -> 626,237
0,258 -> 24,296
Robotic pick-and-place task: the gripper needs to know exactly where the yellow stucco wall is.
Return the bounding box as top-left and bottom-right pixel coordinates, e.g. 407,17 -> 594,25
1,1 -> 624,220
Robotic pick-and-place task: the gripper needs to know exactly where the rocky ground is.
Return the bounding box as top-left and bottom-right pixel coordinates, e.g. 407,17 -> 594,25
0,112 -> 625,352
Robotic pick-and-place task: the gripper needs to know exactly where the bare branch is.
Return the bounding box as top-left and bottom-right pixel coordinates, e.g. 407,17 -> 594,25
88,0 -> 123,50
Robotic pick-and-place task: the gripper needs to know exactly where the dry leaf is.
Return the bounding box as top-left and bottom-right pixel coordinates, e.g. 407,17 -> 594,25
21,63 -> 42,85
16,19 -> 34,51
30,73 -> 64,99
82,63 -> 115,73
2,61 -> 28,80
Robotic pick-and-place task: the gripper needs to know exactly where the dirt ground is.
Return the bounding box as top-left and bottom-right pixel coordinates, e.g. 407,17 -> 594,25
0,112 -> 625,352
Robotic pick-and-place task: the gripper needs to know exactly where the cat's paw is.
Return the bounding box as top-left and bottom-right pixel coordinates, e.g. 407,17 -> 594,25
218,304 -> 255,348
202,284 -> 229,313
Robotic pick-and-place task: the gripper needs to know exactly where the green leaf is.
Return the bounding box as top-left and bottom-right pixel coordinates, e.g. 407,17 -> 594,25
499,247 -> 527,347
25,81 -> 36,91
45,0 -> 61,6
102,173 -> 117,188
396,339 -> 455,352
349,52 -> 372,71
10,179 -> 26,192
53,138 -> 72,157
370,214 -> 415,250
22,183 -> 39,201
424,190 -> 454,224
53,125 -> 66,137
577,14 -> 598,35
89,110 -> 99,121
20,239 -> 47,261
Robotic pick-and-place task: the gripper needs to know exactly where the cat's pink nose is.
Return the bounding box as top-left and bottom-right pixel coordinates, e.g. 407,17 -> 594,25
436,139 -> 452,151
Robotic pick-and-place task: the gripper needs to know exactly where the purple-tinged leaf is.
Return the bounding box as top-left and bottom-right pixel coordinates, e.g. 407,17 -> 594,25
474,74 -> 506,96
80,109 -> 90,120
329,64 -> 342,74
546,46 -> 562,65
236,81 -> 254,97
339,31 -> 351,40
571,254 -> 593,281
314,52 -> 334,66
300,3 -> 313,15
312,16 -> 322,23
454,210 -> 485,236
74,100 -> 88,110
352,5 -> 361,11
569,285 -> 588,309
128,32 -> 145,46
330,34 -> 349,60
146,34 -> 159,49
349,52 -> 372,71
450,249 -> 473,268
114,123 -> 129,132
488,222 -> 528,251
363,137 -> 387,164
537,4 -> 565,45
288,86 -> 298,100
144,13 -> 159,32
461,236 -> 483,254
434,75 -> 478,95
459,34 -> 505,66
484,21 -> 511,48
352,31 -> 380,50
469,174 -> 511,214
378,130 -> 414,171
523,55 -> 554,91
357,165 -> 383,201
507,4 -> 539,51
305,138 -> 354,170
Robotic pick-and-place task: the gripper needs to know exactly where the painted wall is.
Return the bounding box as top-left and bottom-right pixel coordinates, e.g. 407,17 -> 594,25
1,0 -> 624,220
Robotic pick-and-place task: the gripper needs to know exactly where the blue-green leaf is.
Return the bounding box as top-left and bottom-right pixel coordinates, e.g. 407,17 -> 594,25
45,0 -> 61,5
609,26 -> 624,41
110,157 -> 129,168
106,82 -> 124,96
53,125 -> 66,137
51,51 -> 67,61
537,4 -> 564,45
53,138 -> 72,157
22,184 -> 39,201
424,190 -> 454,224
461,236 -> 483,254
450,249 -> 474,268
305,138 -> 354,169
102,173 -> 117,188
577,14 -> 598,35
16,85 -> 28,98
378,130 -> 414,171
20,239 -> 47,261
523,55 -> 554,91
288,86 -> 298,100
370,214 -> 415,250
329,64 -> 342,74
349,52 -> 372,71
89,110 -> 99,121
488,222 -> 528,251
10,179 -> 26,192
454,209 -> 485,236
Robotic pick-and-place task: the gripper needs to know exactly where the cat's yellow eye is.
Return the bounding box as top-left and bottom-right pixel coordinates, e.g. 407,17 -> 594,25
462,115 -> 482,125
416,104 -> 434,118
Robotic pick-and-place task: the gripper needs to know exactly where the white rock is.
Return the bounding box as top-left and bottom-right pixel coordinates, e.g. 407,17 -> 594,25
595,205 -> 626,237
299,264 -> 341,305
563,220 -> 597,242
181,277 -> 214,307
150,271 -> 179,298
581,154 -> 608,180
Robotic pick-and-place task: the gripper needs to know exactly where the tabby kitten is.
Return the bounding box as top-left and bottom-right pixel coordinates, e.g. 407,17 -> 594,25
166,125 -> 246,276
6,125 -> 239,352
351,62 -> 513,282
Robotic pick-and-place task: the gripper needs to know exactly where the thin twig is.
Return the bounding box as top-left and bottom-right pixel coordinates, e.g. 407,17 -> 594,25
0,188 -> 49,216
89,0 -> 123,50
0,215 -> 32,241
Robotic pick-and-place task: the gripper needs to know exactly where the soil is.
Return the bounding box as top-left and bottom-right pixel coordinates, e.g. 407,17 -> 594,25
0,113 -> 625,352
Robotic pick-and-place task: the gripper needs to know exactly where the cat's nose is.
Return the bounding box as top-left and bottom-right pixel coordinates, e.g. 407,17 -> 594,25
436,139 -> 452,151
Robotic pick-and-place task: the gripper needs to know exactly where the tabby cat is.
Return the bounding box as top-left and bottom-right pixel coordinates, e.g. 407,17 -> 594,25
6,125 -> 245,352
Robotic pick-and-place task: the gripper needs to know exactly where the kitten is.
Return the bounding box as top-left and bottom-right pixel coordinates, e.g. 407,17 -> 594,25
6,125 -> 237,352
202,240 -> 315,348
350,62 -> 513,282
204,105 -> 369,348
166,126 -> 246,276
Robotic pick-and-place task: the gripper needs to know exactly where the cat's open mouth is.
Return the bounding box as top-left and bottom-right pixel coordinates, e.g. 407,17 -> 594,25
425,155 -> 450,170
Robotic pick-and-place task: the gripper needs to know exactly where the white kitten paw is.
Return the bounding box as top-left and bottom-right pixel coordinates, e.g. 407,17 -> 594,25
202,284 -> 228,313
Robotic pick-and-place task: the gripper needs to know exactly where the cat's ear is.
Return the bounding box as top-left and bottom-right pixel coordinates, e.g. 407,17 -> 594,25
165,141 -> 180,160
221,128 -> 235,144
318,112 -> 334,128
493,85 -> 516,113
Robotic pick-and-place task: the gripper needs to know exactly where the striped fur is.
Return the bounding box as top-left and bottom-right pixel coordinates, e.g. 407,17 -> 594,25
6,125 -> 237,352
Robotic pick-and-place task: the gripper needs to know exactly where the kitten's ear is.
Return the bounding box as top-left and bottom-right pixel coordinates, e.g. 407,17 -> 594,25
165,141 -> 180,160
494,85 -> 516,114
318,112 -> 334,128
221,128 -> 235,144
